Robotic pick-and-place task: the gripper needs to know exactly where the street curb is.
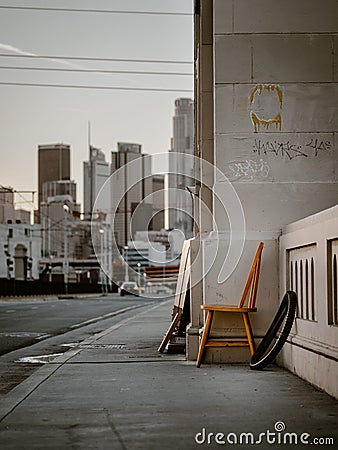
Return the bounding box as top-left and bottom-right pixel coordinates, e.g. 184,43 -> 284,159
0,299 -> 171,422
0,293 -> 119,303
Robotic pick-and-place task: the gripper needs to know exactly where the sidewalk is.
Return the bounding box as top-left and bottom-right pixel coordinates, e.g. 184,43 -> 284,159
0,300 -> 337,449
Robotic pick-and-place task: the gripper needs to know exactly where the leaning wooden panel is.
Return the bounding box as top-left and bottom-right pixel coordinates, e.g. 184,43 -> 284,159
158,240 -> 191,353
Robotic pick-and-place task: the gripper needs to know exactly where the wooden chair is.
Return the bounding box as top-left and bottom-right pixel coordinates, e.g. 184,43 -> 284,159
196,242 -> 264,368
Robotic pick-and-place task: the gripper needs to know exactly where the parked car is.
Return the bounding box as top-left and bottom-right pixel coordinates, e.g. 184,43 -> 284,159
119,281 -> 139,296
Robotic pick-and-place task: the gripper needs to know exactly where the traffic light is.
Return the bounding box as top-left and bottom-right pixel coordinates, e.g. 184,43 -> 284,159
27,257 -> 33,271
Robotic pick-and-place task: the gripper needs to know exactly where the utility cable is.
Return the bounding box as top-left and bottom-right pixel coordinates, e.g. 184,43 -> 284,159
0,81 -> 193,93
0,6 -> 192,16
0,53 -> 193,65
0,65 -> 193,76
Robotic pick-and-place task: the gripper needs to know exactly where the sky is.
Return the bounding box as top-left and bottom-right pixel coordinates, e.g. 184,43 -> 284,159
0,0 -> 193,212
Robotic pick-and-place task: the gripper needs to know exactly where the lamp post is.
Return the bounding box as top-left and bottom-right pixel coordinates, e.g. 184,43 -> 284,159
123,245 -> 129,281
63,204 -> 69,294
99,228 -> 105,293
137,262 -> 141,288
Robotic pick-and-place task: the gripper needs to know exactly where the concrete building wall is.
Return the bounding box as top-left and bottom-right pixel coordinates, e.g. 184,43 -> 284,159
190,0 -> 338,362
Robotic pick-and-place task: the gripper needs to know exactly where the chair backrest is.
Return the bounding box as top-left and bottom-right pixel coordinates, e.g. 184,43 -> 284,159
238,242 -> 264,309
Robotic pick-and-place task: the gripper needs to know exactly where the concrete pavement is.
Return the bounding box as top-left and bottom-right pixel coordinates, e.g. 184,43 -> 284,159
0,299 -> 337,449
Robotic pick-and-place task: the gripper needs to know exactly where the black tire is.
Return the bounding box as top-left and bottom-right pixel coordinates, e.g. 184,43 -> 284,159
250,291 -> 297,370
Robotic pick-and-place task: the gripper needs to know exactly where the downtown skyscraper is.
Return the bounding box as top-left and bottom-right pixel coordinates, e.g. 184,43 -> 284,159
168,98 -> 194,237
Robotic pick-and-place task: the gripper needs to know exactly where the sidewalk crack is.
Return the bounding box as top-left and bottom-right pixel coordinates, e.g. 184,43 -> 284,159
104,408 -> 127,450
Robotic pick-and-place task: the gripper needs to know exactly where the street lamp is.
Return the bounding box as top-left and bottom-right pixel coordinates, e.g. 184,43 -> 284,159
137,262 -> 141,287
63,204 -> 69,294
99,228 -> 106,293
123,245 -> 129,281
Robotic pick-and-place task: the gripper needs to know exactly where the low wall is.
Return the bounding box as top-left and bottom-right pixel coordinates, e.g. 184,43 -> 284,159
279,205 -> 338,398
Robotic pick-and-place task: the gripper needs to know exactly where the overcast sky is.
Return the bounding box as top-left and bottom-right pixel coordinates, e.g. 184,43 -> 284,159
0,0 -> 193,212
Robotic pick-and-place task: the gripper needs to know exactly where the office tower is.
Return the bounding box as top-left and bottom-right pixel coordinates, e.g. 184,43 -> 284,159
151,175 -> 165,231
38,144 -> 71,217
83,146 -> 110,219
168,98 -> 194,236
111,143 -> 152,248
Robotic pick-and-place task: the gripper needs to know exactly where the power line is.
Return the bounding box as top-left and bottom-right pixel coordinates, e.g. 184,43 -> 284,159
0,81 -> 193,93
0,53 -> 193,65
0,5 -> 192,16
0,65 -> 193,77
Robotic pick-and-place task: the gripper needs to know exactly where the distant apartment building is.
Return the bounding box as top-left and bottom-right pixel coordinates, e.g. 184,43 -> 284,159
83,146 -> 110,219
0,186 -> 31,224
111,142 -> 152,248
0,222 -> 41,280
37,143 -> 71,219
168,98 -> 194,237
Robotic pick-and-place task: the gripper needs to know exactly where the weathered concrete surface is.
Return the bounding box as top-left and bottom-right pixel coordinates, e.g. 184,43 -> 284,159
0,300 -> 337,449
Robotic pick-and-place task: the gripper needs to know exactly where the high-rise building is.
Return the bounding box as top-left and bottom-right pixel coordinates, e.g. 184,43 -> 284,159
38,144 -> 71,218
151,175 -> 165,231
168,98 -> 194,236
83,146 -> 110,219
111,143 -> 152,247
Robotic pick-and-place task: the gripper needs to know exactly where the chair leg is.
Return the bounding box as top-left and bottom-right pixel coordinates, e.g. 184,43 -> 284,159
196,310 -> 213,368
242,312 -> 255,355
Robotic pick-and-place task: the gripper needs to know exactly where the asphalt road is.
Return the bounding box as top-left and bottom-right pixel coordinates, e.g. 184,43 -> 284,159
0,294 -> 156,356
0,293 -> 168,394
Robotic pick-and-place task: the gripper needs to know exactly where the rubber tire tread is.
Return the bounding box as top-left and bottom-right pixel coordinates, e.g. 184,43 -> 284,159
250,291 -> 297,370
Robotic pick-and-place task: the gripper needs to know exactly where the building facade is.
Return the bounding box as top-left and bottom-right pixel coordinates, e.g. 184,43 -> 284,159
111,143 -> 152,248
37,143 -> 71,217
42,180 -> 77,204
0,187 -> 31,224
0,223 -> 41,280
189,0 -> 338,396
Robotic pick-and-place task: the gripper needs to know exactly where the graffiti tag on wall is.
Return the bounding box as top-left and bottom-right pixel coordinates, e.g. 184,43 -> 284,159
252,138 -> 332,160
229,159 -> 270,181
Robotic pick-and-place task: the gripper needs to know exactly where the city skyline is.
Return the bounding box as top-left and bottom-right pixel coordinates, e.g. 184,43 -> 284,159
0,0 -> 193,213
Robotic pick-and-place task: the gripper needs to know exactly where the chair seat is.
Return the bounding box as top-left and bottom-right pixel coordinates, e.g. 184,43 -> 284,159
201,305 -> 257,313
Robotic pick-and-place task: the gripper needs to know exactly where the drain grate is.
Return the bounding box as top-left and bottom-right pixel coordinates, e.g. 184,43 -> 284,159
79,343 -> 126,350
